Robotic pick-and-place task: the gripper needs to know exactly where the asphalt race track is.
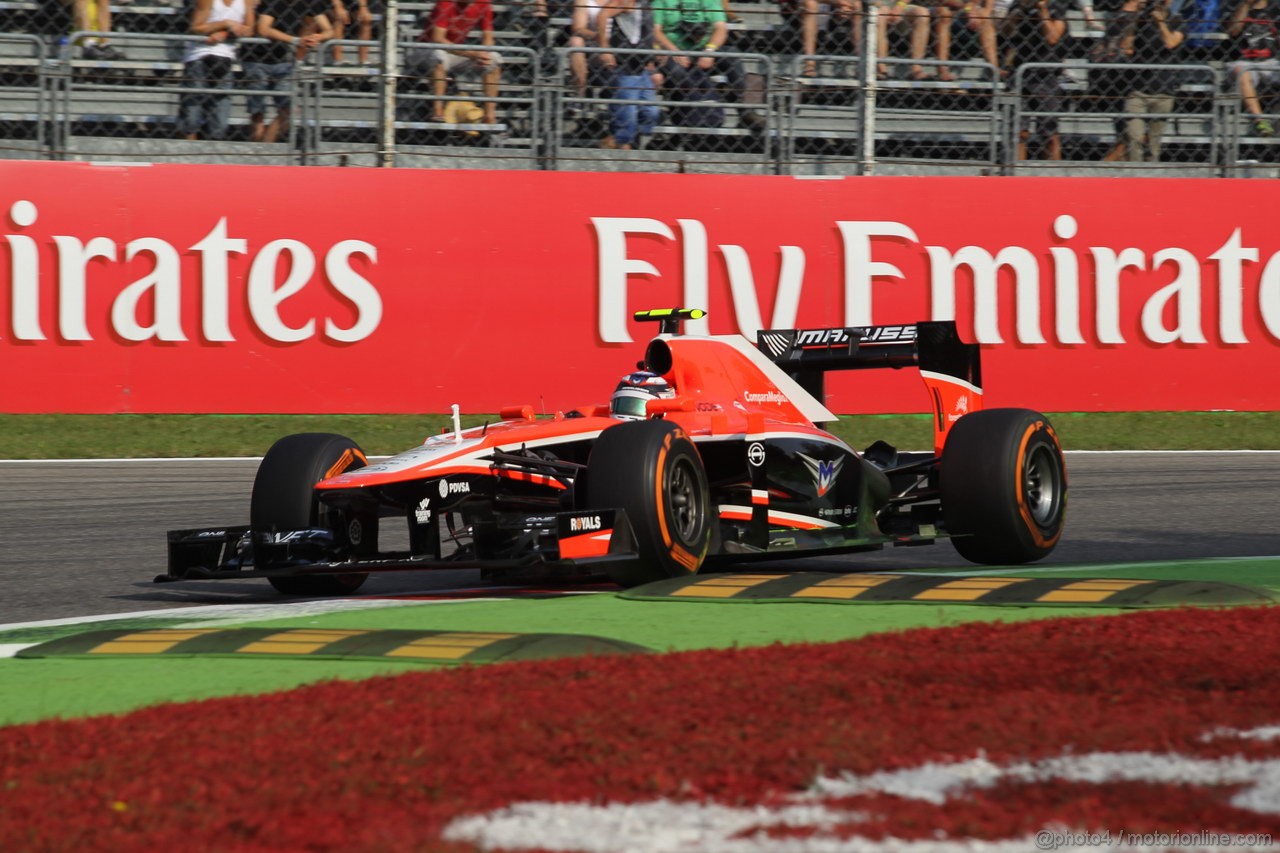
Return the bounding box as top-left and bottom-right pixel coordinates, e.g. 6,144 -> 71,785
2,453 -> 1278,625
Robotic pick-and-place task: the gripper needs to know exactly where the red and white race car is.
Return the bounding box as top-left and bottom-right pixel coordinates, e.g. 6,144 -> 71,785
162,309 -> 1067,594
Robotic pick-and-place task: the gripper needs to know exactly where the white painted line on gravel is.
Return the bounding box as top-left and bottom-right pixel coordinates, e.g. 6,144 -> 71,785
444,741 -> 1280,852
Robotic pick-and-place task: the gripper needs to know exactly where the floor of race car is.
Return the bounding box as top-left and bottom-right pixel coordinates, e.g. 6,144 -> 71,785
2,558 -> 1278,726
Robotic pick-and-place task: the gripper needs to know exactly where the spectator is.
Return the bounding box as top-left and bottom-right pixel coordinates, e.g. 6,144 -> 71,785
1179,0 -> 1223,56
414,0 -> 503,125
1226,0 -> 1280,135
778,0 -> 821,76
933,0 -> 1000,81
777,0 -> 863,76
1116,0 -> 1186,160
824,0 -> 865,58
874,0 -> 932,80
653,0 -> 761,126
329,0 -> 374,65
1003,0 -> 1070,158
180,0 -> 256,140
568,0 -> 611,99
598,0 -> 661,148
59,0 -> 125,60
1078,0 -> 1102,31
241,0 -> 332,142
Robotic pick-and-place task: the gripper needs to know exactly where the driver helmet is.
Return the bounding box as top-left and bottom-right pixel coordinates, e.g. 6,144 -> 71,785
610,371 -> 676,420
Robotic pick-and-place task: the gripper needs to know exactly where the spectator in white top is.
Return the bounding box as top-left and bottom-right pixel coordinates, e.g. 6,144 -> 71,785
568,0 -> 611,99
180,0 -> 256,140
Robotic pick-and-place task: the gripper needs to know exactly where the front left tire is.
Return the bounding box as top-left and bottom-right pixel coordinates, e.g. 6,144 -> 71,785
582,420 -> 712,588
250,432 -> 374,596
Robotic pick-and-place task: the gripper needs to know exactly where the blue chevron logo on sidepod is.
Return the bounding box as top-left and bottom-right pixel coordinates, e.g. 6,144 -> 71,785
797,453 -> 844,497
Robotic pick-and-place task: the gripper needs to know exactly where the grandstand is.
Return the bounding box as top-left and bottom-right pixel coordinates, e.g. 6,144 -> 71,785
0,0 -> 1273,174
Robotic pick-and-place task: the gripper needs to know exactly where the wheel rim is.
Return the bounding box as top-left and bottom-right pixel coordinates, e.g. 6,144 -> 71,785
666,455 -> 705,543
1023,445 -> 1061,527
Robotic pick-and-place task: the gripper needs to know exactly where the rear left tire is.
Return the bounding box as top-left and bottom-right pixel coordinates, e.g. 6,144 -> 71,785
940,409 -> 1067,565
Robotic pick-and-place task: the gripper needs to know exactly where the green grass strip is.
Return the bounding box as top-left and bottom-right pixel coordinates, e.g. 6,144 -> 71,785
2,411 -> 1279,458
0,599 -> 1115,726
4,557 -> 1278,726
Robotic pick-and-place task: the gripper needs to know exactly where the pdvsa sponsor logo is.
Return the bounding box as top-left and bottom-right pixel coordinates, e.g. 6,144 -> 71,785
438,479 -> 471,498
569,515 -> 602,532
2,200 -> 381,344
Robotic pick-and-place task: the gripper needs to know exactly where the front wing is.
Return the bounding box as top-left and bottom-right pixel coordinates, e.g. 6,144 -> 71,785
156,509 -> 639,584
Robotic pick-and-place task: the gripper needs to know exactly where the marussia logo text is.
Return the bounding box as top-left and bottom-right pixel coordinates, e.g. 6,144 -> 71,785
1,200 -> 382,344
795,325 -> 916,347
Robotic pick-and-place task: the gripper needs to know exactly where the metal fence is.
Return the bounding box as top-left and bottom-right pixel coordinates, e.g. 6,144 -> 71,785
0,0 -> 1276,175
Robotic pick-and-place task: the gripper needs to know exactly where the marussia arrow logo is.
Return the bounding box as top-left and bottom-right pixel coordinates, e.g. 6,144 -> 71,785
797,453 -> 844,497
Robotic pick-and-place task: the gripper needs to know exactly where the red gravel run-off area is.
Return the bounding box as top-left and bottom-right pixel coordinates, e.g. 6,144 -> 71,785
3,605 -> 1280,850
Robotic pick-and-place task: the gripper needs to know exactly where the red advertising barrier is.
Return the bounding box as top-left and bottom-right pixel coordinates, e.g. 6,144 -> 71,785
2,160 -> 1278,414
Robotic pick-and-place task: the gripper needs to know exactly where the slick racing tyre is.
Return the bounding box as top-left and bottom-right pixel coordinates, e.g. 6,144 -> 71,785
250,433 -> 374,596
583,420 -> 711,588
939,409 -> 1067,565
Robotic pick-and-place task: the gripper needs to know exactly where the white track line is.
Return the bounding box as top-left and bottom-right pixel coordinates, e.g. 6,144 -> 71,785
0,594 -> 501,636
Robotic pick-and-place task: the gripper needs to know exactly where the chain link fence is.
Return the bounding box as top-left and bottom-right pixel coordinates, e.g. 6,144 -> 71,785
0,0 -> 1275,174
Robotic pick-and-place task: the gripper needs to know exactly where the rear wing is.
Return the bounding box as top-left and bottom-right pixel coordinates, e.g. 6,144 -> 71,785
757,321 -> 982,454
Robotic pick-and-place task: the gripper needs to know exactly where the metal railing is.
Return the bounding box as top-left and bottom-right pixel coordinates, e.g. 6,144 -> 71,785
0,33 -> 47,158
0,33 -> 1271,175
1008,61 -> 1227,174
549,46 -> 776,172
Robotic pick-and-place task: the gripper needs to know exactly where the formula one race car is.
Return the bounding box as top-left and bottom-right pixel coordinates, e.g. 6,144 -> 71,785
161,309 -> 1067,595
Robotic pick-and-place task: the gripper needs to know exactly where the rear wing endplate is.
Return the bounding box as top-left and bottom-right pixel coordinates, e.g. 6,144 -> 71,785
757,321 -> 982,454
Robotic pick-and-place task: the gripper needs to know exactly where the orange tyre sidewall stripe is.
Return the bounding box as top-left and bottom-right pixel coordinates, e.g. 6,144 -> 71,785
656,429 -> 700,574
1015,421 -> 1063,550
656,433 -> 673,548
